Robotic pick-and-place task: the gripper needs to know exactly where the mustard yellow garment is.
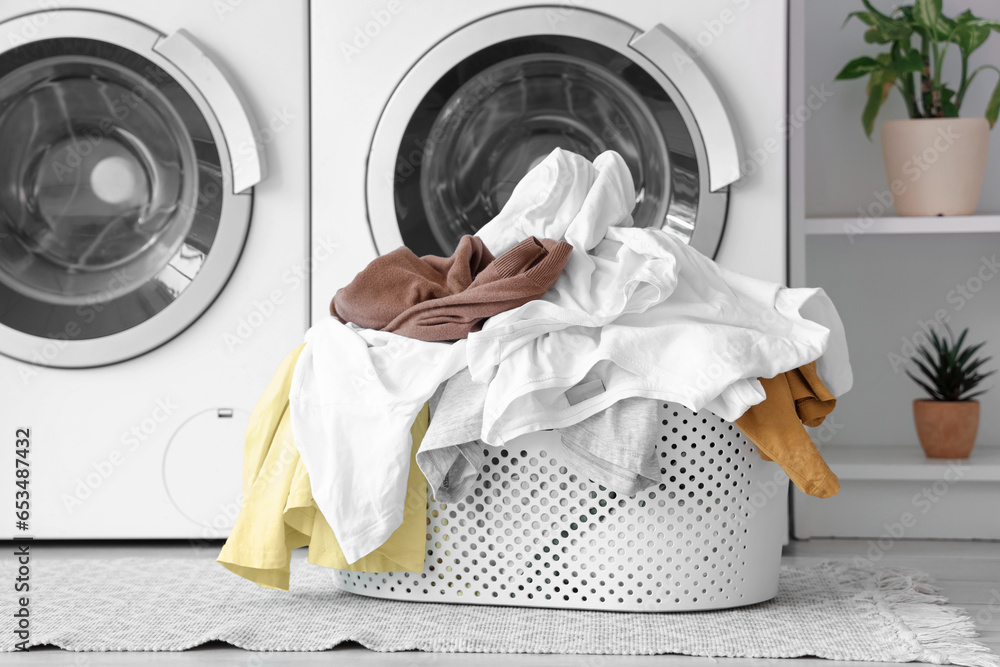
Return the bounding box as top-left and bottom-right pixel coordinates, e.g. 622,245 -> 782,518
735,361 -> 840,499
218,344 -> 429,590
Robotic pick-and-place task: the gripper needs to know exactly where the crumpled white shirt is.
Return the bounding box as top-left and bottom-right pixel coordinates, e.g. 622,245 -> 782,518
468,148 -> 852,444
288,318 -> 467,564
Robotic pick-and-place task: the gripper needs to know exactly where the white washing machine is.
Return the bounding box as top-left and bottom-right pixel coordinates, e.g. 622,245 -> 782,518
310,0 -> 788,324
0,1 -> 309,538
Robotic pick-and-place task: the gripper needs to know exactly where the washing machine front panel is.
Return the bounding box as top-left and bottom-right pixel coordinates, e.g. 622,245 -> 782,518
367,8 -> 740,259
0,0 -> 309,540
0,11 -> 261,369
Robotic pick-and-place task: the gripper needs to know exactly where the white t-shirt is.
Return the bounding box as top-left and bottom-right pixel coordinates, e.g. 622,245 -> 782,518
289,319 -> 467,564
468,148 -> 852,444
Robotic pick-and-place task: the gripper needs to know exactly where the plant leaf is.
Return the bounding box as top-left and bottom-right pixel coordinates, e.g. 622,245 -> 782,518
844,10 -> 878,28
907,371 -> 945,400
861,0 -> 894,23
958,16 -> 1000,33
863,72 -> 887,138
836,56 -> 882,80
956,341 -> 985,368
961,356 -> 993,376
913,0 -> 945,36
952,17 -> 991,56
987,71 -> 1000,127
859,0 -> 914,41
901,48 -> 925,73
946,330 -> 961,367
954,327 -> 969,352
912,357 -> 940,386
865,26 -> 893,44
914,349 -> 940,376
929,328 -> 944,356
942,87 -> 960,117
958,390 -> 988,401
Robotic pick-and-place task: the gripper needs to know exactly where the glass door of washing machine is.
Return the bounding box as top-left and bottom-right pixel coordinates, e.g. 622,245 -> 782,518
0,11 -> 261,368
368,9 -> 741,259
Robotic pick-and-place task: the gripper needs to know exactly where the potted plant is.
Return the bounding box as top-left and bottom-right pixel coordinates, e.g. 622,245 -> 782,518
836,0 -> 1000,216
906,325 -> 994,458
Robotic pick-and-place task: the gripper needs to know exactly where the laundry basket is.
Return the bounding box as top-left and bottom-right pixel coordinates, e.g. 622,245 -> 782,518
330,402 -> 788,612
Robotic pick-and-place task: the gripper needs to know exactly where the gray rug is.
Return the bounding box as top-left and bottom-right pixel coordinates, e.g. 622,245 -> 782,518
1,551 -> 996,665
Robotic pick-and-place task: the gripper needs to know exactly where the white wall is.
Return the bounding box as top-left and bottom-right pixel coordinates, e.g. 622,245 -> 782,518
809,234 -> 1000,448
803,0 -> 1000,450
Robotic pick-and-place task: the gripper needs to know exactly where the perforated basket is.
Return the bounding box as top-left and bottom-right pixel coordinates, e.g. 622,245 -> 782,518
329,402 -> 788,612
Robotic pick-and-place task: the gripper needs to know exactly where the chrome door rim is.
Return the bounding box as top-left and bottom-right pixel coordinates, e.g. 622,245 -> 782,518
366,7 -> 740,259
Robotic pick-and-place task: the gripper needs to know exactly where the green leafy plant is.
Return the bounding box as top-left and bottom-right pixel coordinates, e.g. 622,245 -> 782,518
835,0 -> 1000,137
906,325 -> 995,401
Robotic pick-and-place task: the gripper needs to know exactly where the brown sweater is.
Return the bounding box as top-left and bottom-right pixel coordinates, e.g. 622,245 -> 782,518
332,235 -> 572,342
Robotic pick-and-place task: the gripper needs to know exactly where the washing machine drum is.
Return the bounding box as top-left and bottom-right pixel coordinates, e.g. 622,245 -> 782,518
0,12 -> 261,368
0,45 -> 211,316
370,14 -> 741,259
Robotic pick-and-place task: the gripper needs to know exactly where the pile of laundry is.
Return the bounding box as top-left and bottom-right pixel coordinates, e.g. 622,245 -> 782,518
217,149 -> 852,591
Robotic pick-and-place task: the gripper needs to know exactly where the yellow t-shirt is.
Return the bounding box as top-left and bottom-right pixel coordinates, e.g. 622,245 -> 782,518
217,344 -> 429,590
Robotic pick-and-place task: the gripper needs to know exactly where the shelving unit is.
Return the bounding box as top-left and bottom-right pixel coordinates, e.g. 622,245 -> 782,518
818,445 -> 1000,482
787,0 -> 1000,541
795,445 -> 1000,540
806,215 -> 1000,236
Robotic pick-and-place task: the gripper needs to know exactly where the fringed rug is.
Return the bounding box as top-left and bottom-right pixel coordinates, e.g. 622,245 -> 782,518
1,551 -> 996,665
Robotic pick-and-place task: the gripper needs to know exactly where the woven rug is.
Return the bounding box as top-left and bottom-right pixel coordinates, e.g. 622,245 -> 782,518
1,551 -> 996,665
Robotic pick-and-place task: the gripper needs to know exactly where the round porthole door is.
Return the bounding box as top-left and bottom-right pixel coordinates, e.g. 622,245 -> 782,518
367,8 -> 741,258
0,10 -> 263,368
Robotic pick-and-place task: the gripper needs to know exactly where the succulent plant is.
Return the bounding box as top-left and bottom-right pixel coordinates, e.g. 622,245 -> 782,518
907,325 -> 995,401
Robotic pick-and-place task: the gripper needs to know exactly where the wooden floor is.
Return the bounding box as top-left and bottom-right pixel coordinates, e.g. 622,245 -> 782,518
5,539 -> 999,666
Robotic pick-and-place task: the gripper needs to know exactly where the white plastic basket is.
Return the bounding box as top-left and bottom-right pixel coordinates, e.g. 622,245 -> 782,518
330,402 -> 788,612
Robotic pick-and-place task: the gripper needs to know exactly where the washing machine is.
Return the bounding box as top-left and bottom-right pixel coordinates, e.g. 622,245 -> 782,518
310,0 -> 788,323
0,1 -> 309,538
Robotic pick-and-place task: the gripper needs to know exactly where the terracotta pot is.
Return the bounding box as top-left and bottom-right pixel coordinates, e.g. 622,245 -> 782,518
912,400 -> 979,459
881,118 -> 989,216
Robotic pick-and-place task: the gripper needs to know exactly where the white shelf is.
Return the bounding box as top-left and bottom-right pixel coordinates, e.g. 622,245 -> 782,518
805,215 -> 1000,236
819,445 -> 1000,482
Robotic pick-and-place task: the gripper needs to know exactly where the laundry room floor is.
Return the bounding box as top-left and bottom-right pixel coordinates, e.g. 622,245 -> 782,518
3,539 -> 998,666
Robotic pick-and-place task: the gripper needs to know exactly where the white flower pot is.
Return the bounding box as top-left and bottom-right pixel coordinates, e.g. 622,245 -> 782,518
881,117 -> 989,216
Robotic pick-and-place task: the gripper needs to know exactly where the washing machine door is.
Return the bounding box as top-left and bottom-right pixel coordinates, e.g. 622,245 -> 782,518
0,11 -> 262,368
368,8 -> 740,258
